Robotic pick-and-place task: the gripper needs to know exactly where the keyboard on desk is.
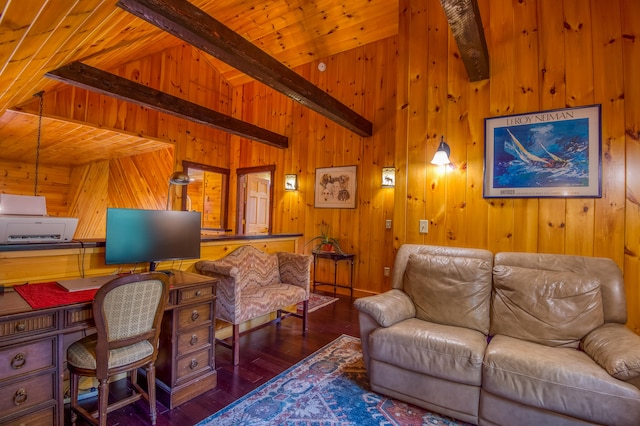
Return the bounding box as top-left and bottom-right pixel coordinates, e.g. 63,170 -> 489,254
56,275 -> 116,292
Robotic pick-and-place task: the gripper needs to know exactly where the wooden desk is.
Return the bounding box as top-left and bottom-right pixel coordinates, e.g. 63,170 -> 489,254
312,251 -> 355,297
0,270 -> 217,425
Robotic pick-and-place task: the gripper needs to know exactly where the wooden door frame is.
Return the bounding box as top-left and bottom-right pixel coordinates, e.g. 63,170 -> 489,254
236,165 -> 275,234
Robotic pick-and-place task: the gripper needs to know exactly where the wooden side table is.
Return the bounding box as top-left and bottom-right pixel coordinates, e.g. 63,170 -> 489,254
312,251 -> 355,297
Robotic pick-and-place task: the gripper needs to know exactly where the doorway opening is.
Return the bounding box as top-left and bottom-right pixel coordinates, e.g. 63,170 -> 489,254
236,165 -> 274,235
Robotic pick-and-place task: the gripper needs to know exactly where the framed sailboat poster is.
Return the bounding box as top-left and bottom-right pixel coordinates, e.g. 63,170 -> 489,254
483,105 -> 601,198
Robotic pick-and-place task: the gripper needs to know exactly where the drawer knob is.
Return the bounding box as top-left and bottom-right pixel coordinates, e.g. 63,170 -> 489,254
15,322 -> 26,332
11,353 -> 26,369
191,310 -> 200,321
190,334 -> 199,346
195,290 -> 203,296
189,359 -> 198,370
14,388 -> 27,406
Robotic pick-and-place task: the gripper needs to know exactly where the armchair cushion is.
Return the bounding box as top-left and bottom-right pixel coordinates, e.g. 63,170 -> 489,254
195,246 -> 312,325
582,323 -> 640,381
403,253 -> 493,335
67,334 -> 154,370
354,289 -> 415,327
491,265 -> 604,348
197,245 -> 281,291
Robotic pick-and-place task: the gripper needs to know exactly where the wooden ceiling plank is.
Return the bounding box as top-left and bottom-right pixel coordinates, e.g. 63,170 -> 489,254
439,0 -> 490,82
0,0 -> 107,111
116,0 -> 373,137
0,0 -> 47,75
45,61 -> 289,149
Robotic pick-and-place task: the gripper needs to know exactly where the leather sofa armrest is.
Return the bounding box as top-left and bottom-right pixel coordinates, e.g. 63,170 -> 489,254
581,323 -> 640,382
354,289 -> 416,327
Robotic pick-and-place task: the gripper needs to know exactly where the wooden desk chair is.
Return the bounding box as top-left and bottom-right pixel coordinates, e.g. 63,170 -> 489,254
66,273 -> 169,426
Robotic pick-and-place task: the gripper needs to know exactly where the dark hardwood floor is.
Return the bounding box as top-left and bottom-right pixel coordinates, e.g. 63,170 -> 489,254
65,292 -> 360,425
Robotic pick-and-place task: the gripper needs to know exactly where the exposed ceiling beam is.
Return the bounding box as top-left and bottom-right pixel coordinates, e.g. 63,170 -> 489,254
45,62 -> 288,149
440,0 -> 490,82
116,0 -> 373,138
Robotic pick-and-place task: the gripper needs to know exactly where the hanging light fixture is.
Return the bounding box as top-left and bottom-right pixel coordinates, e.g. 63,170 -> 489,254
431,135 -> 451,166
166,171 -> 191,210
33,91 -> 45,196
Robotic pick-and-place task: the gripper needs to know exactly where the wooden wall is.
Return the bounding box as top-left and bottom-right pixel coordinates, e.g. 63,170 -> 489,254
2,0 -> 640,332
3,44 -> 234,238
231,0 -> 640,332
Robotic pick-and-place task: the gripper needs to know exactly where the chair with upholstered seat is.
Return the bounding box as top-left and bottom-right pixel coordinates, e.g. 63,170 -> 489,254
67,273 -> 169,426
195,245 -> 312,366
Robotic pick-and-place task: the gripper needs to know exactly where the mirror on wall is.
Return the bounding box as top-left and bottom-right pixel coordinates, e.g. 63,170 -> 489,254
181,160 -> 230,231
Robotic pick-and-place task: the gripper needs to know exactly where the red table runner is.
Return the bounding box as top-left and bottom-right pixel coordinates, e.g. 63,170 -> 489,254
14,282 -> 98,309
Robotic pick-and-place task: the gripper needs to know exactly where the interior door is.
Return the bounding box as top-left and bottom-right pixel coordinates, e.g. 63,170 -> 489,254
245,174 -> 270,234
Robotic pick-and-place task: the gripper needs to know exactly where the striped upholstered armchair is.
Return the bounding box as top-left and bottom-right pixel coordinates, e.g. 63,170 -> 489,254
196,245 -> 312,365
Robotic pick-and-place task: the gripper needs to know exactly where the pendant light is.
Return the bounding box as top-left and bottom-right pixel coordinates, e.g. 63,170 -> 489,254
33,91 -> 44,195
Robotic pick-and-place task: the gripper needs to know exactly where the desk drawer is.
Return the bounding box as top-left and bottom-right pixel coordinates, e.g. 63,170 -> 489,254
177,303 -> 212,330
177,326 -> 211,356
0,372 -> 55,418
1,405 -> 54,426
176,347 -> 212,383
177,285 -> 214,305
0,313 -> 56,339
0,338 -> 55,382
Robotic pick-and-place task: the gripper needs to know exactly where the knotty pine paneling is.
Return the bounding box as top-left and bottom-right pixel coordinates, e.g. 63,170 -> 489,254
3,0 -> 640,331
230,0 -> 640,329
622,0 -> 640,334
0,159 -> 71,217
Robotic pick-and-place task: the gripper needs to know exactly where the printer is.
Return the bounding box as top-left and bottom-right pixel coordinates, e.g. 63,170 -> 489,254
0,194 -> 78,244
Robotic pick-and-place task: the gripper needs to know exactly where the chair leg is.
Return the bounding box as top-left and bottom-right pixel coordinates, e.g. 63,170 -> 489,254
70,372 -> 80,426
301,299 -> 309,335
146,363 -> 158,425
130,366 -> 138,389
98,377 -> 109,426
232,324 -> 240,366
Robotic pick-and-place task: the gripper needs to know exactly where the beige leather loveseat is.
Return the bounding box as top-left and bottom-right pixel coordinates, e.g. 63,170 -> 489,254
355,244 -> 640,426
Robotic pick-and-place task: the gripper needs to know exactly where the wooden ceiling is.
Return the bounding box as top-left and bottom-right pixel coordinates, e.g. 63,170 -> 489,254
0,0 -> 398,167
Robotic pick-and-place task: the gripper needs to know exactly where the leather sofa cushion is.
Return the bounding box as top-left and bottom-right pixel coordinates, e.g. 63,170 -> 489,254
403,253 -> 492,335
483,335 -> 640,426
491,265 -> 604,348
369,318 -> 487,386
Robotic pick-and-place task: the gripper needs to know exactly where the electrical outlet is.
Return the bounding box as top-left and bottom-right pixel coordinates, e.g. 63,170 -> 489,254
383,267 -> 391,277
385,219 -> 392,229
419,220 -> 429,234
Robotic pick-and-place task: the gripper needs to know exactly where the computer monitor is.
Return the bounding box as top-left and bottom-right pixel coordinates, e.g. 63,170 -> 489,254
105,208 -> 201,271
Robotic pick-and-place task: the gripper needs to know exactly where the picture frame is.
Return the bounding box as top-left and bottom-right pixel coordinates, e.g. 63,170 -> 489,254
314,166 -> 357,208
483,104 -> 601,198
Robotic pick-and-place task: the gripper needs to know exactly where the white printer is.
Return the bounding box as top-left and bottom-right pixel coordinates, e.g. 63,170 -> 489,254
0,194 -> 78,244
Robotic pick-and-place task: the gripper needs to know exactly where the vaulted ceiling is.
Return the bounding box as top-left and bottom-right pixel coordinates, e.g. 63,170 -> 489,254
0,0 -> 398,166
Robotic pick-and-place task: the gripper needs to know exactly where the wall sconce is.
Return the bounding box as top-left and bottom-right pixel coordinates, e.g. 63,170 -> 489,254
284,174 -> 298,191
166,171 -> 191,210
381,167 -> 395,188
431,135 -> 451,166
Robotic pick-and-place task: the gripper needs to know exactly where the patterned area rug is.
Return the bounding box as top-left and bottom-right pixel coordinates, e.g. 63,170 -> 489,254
196,334 -> 469,426
297,292 -> 338,313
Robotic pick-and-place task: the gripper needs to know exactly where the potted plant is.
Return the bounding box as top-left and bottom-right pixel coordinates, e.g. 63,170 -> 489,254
306,221 -> 343,253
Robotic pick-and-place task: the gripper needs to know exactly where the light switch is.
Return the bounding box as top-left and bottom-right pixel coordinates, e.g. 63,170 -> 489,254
419,220 -> 429,234
385,219 -> 392,229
